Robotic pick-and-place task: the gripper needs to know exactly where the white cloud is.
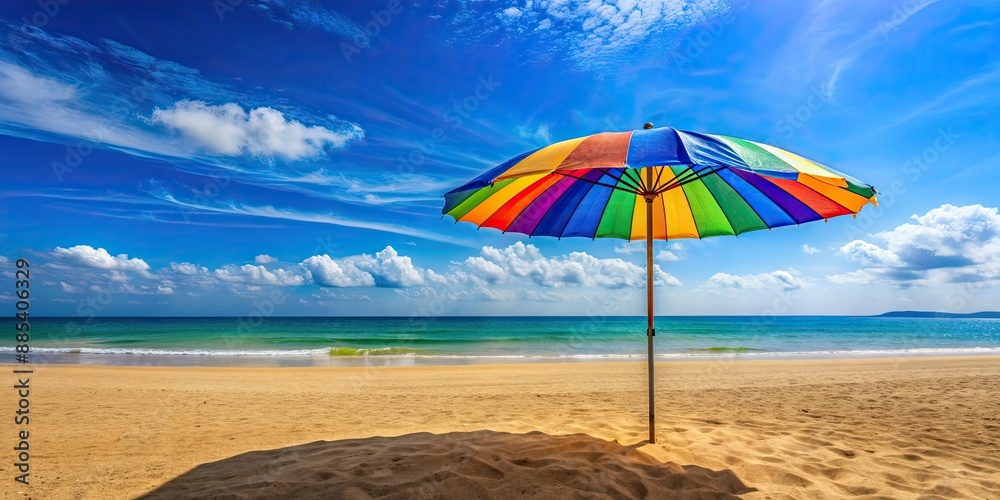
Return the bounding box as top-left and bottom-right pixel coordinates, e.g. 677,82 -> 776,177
151,100 -> 362,160
708,269 -> 806,291
802,244 -> 821,255
0,61 -> 77,103
214,264 -> 308,286
878,204 -> 999,263
614,242 -> 644,254
452,242 -> 680,289
169,262 -> 208,275
51,245 -> 150,273
826,270 -> 873,285
440,286 -> 561,302
0,256 -> 8,263
616,242 -> 682,261
838,240 -> 902,267
60,282 -> 82,293
835,204 -> 1000,284
655,249 -> 681,261
465,0 -> 729,71
503,7 -> 523,18
517,123 -> 552,143
149,187 -> 468,245
157,285 -> 175,295
301,246 -> 426,288
0,32 -> 365,171
254,254 -> 278,264
254,0 -> 369,43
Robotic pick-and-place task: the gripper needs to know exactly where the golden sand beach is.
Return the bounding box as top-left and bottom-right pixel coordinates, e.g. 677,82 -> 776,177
1,356 -> 998,499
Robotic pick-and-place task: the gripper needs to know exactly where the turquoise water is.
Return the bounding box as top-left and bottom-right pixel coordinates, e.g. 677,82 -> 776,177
6,316 -> 1000,366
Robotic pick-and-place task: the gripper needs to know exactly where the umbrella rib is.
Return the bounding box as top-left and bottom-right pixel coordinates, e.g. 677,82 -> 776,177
630,168 -> 648,193
553,171 -> 641,195
592,168 -> 644,194
615,168 -> 645,193
652,166 -> 666,193
653,166 -> 727,196
658,165 -> 701,192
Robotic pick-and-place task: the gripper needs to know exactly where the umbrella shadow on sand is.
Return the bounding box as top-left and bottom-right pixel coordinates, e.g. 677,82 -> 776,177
139,430 -> 755,499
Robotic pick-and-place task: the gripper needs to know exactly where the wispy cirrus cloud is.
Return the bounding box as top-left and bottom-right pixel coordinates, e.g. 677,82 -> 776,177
0,22 -> 363,164
886,64 -> 1000,128
445,0 -> 730,72
766,1 -> 945,102
145,184 -> 471,246
253,0 -> 369,44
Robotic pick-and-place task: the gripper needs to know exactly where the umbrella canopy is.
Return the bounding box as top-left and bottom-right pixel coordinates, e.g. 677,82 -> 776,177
443,126 -> 877,240
441,125 -> 877,444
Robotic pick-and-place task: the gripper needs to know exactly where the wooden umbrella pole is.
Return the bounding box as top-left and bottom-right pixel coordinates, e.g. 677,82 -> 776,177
645,166 -> 656,444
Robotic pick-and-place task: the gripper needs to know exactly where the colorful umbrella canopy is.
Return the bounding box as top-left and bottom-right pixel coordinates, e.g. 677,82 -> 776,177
443,126 -> 877,240
441,125 -> 878,444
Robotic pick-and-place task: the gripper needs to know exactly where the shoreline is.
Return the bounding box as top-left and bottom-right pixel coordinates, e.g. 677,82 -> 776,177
5,348 -> 1000,367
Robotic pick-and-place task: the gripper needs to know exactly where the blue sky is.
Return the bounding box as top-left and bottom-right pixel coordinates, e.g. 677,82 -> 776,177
1,0 -> 998,316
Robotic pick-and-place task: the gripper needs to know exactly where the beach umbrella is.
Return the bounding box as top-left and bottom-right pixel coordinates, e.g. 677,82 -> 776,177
441,124 -> 877,443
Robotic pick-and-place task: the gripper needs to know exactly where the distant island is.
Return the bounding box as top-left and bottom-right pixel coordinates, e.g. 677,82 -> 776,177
877,311 -> 1000,319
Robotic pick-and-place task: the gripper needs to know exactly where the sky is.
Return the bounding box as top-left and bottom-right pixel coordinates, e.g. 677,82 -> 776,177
0,0 -> 998,317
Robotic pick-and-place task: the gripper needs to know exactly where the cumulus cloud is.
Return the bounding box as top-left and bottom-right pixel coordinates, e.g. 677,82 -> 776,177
151,100 -> 362,160
833,204 -> 1000,285
826,270 -> 873,285
707,269 -> 806,291
301,255 -> 376,287
616,242 -> 683,261
655,249 -> 681,261
50,245 -> 150,273
502,7 -> 523,18
214,264 -> 308,286
169,262 -> 208,275
452,242 -> 680,289
838,240 -> 902,267
40,242 -> 687,308
301,246 -> 426,288
614,242 -> 644,254
254,254 -> 278,264
802,244 -> 821,255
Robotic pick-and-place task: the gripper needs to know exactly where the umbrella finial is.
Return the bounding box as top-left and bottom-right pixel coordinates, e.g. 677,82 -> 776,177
643,122 -> 654,129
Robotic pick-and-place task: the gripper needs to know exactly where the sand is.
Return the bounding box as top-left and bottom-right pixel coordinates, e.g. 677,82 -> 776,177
1,356 -> 998,499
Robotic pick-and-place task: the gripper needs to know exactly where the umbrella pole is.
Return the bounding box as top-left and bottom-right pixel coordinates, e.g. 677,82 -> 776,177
645,191 -> 656,444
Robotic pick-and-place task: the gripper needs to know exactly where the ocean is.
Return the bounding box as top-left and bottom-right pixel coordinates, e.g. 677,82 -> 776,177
6,316 -> 1000,367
